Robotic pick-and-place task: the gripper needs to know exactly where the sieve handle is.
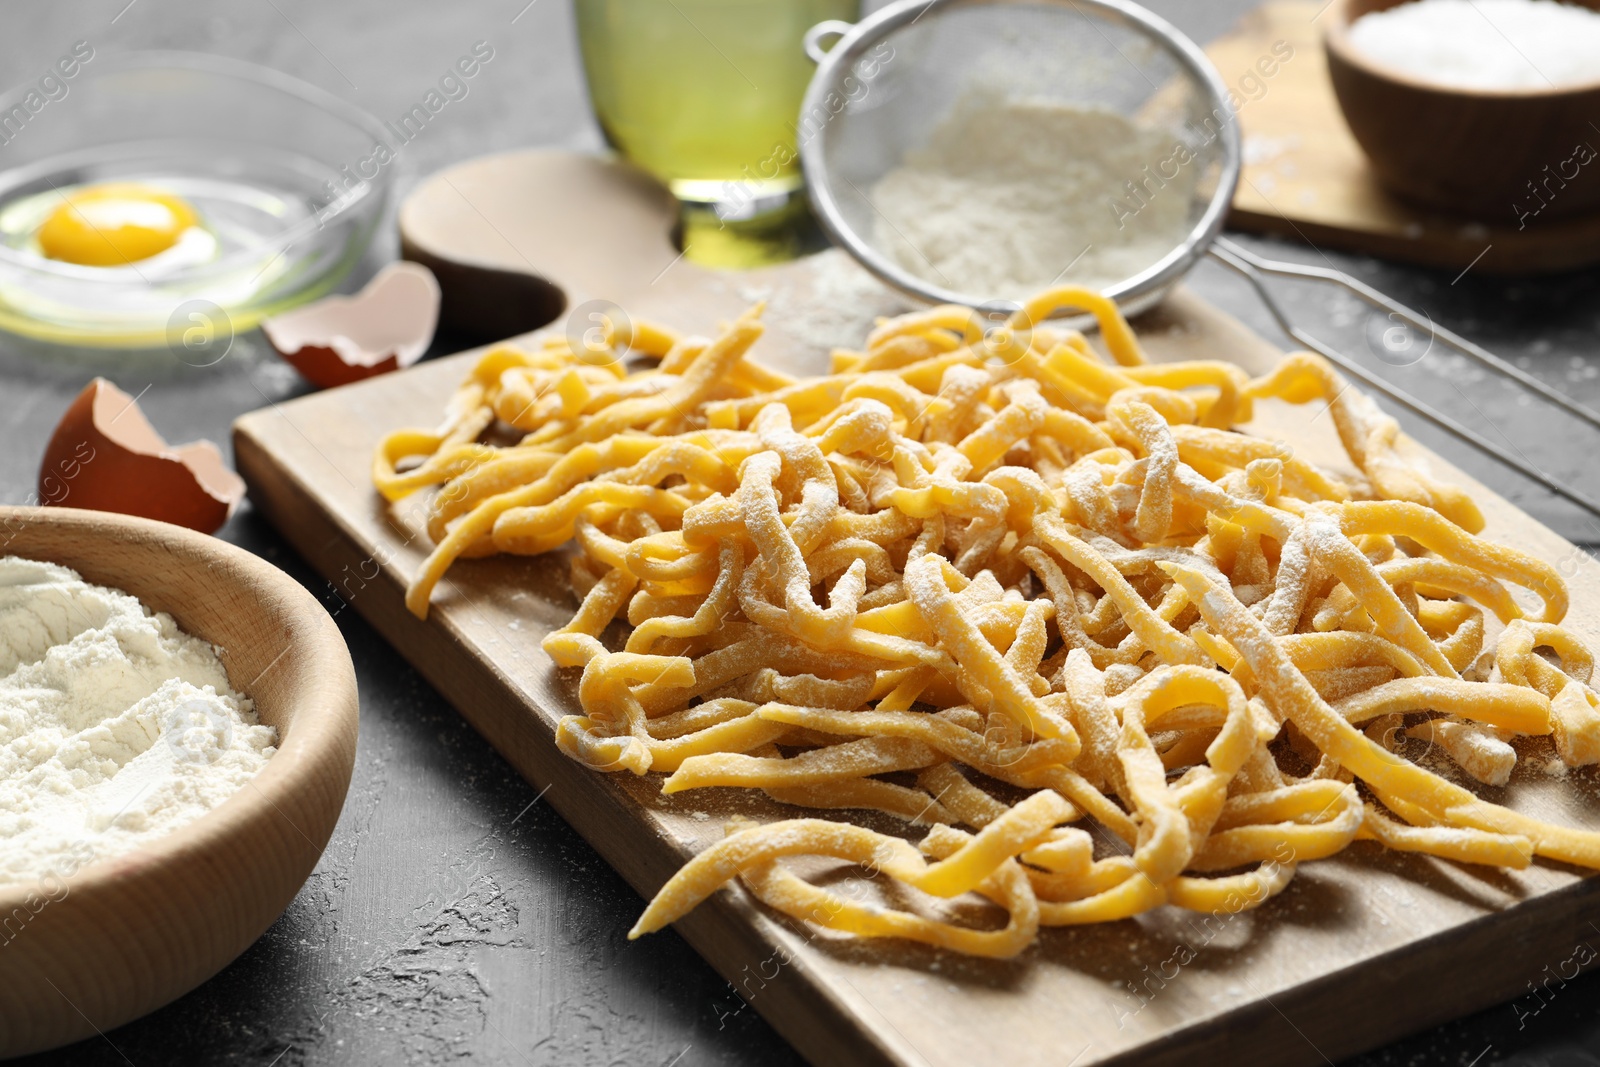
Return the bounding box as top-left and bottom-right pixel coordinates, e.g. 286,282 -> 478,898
803,19 -> 857,64
1207,236 -> 1600,521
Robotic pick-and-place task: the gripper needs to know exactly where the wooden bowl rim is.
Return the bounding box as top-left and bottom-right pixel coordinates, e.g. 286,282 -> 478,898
0,505 -> 358,912
1324,0 -> 1600,99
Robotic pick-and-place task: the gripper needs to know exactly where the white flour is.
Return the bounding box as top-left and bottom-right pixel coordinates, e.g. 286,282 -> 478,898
739,248 -> 916,355
0,557 -> 276,887
869,90 -> 1198,301
1348,0 -> 1600,91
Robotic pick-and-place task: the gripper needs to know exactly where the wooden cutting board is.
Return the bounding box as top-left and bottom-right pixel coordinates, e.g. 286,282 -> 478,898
235,150 -> 1600,1067
1209,1 -> 1600,275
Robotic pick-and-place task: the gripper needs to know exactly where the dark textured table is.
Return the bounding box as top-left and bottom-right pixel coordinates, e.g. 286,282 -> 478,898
4,1 -> 1600,1064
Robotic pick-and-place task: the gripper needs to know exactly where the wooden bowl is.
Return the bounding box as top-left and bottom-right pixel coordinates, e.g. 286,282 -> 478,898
0,506 -> 358,1058
1324,0 -> 1600,222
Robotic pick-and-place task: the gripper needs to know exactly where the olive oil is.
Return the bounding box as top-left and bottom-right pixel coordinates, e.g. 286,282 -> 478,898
575,0 -> 859,204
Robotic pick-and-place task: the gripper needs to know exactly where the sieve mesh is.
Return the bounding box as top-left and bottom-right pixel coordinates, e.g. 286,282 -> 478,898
799,0 -> 1241,316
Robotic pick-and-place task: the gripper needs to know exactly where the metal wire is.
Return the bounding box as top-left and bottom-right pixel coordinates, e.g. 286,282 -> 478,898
1213,237 -> 1600,433
1207,237 -> 1600,521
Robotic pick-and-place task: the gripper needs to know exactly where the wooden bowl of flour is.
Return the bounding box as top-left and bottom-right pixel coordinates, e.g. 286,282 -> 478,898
0,506 -> 358,1058
1325,0 -> 1600,221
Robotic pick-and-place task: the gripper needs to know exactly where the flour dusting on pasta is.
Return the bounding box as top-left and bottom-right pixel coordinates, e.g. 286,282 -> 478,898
376,286 -> 1600,958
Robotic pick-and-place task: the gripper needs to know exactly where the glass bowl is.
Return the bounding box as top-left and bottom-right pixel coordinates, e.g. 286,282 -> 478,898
0,51 -> 392,348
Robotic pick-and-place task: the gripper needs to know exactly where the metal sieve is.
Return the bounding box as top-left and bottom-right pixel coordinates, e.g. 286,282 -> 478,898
797,0 -> 1240,318
796,0 -> 1600,520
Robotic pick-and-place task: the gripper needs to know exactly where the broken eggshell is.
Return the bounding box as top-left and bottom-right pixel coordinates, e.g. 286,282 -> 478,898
262,260 -> 441,389
39,378 -> 246,534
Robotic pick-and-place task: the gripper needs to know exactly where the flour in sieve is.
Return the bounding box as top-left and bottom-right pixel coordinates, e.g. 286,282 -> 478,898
0,557 -> 276,886
869,89 -> 1198,301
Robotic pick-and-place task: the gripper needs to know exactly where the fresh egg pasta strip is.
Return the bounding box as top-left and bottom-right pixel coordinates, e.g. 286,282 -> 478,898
739,829 -> 1040,959
1357,804 -> 1532,868
1302,512 -> 1459,678
762,780 -> 957,825
1332,677 -> 1550,735
1406,718 -> 1518,787
754,704 -> 1074,775
662,736 -> 941,793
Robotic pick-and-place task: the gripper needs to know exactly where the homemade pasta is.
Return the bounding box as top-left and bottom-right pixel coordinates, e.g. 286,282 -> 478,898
375,286 -> 1600,959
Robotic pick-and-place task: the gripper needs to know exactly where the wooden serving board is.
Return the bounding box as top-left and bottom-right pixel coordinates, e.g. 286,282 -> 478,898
1208,1 -> 1600,274
236,150 -> 1600,1067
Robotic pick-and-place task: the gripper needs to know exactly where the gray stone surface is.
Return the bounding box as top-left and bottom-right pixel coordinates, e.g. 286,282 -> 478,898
1,1 -> 1598,1064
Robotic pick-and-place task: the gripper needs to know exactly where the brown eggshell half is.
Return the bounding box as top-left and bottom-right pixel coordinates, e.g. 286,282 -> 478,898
38,378 -> 246,534
262,260 -> 441,390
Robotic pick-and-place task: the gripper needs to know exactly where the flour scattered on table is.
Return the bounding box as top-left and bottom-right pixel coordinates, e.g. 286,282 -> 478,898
1243,133 -> 1300,167
0,558 -> 276,886
739,248 -> 915,356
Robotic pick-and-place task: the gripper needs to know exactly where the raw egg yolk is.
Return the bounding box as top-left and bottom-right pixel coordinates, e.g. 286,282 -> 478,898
37,183 -> 199,267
